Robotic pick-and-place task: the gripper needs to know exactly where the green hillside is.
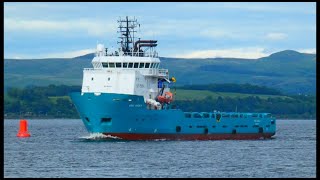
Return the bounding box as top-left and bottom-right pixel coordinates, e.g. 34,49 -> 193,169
4,50 -> 316,94
174,89 -> 292,101
160,50 -> 316,95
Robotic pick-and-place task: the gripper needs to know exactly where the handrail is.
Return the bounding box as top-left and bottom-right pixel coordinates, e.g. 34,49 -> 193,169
96,51 -> 158,57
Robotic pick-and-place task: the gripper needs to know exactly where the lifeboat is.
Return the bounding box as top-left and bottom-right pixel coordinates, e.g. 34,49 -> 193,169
157,92 -> 173,103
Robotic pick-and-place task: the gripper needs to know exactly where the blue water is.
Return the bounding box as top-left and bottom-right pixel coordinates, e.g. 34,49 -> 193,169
4,119 -> 316,178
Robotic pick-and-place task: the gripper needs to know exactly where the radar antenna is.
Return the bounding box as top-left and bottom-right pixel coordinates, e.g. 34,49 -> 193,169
117,16 -> 138,55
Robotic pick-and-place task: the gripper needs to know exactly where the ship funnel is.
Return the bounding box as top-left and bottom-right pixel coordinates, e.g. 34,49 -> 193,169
134,40 -> 157,52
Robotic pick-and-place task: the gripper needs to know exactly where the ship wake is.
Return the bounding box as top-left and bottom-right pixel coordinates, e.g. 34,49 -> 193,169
79,133 -> 122,140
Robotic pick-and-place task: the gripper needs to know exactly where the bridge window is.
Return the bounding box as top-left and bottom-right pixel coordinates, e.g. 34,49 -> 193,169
109,62 -> 115,68
155,63 -> 160,68
116,63 -> 122,68
128,62 -> 133,68
212,114 -> 215,118
134,63 -> 139,68
139,63 -> 145,68
123,62 -> 128,68
150,63 -> 154,68
102,62 -> 108,68
145,63 -> 150,68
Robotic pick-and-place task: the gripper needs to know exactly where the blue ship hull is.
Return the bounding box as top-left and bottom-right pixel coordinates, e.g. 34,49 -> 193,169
70,92 -> 276,140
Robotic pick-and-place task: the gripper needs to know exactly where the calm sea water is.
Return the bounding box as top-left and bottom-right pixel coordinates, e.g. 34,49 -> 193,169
4,119 -> 316,178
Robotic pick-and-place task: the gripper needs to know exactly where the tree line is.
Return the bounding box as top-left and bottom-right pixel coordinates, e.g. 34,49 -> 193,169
178,83 -> 283,95
4,84 -> 316,119
173,95 -> 315,119
4,85 -> 80,118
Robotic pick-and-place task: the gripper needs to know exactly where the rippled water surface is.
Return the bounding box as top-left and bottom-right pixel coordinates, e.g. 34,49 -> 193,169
4,119 -> 316,178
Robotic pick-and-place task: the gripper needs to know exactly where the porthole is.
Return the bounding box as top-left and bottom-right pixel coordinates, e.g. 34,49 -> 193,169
176,126 -> 181,132
259,127 -> 263,133
204,128 -> 208,134
85,117 -> 90,122
101,117 -> 112,123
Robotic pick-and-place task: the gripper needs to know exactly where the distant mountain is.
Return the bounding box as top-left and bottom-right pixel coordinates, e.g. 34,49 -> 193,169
72,53 -> 95,60
4,50 -> 316,95
259,50 -> 316,61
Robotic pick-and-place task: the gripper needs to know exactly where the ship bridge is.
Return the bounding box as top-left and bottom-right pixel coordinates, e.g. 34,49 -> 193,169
88,56 -> 168,78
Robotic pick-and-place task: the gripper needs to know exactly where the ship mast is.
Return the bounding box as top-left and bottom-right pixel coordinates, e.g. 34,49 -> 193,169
117,16 -> 138,55
117,16 -> 158,57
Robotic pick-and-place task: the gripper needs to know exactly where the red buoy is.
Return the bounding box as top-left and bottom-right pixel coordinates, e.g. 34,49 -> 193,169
17,119 -> 31,138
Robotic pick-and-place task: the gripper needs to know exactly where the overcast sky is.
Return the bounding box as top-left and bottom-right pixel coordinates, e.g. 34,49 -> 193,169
4,2 -> 316,59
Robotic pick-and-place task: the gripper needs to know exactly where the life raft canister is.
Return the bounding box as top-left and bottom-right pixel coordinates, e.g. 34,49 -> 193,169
157,92 -> 173,103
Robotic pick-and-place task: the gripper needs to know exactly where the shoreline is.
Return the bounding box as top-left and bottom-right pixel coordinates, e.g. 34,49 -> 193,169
4,117 -> 316,120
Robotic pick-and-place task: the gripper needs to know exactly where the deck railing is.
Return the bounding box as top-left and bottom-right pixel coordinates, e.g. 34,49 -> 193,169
84,68 -> 168,77
96,51 -> 158,58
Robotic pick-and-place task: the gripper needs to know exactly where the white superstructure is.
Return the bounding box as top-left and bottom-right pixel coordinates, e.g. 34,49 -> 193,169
81,17 -> 173,104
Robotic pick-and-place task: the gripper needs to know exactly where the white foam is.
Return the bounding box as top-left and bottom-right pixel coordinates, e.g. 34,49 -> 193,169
79,133 -> 122,140
153,138 -> 167,141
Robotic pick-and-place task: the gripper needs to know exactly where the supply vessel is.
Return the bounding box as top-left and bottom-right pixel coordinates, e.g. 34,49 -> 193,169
70,16 -> 276,140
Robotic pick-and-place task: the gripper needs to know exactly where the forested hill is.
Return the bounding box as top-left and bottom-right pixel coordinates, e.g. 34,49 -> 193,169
4,84 -> 316,119
4,50 -> 316,95
178,83 -> 283,95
